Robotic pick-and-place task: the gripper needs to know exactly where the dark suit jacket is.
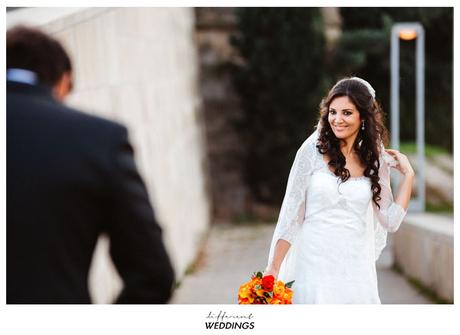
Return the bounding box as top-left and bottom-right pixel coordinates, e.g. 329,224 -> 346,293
7,81 -> 175,303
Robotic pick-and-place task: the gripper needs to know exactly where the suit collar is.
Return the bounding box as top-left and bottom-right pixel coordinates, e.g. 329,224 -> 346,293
7,81 -> 55,101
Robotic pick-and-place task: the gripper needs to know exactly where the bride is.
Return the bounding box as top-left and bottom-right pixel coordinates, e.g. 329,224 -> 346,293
265,77 -> 415,304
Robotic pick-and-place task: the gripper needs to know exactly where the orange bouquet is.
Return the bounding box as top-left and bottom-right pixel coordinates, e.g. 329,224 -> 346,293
238,271 -> 294,304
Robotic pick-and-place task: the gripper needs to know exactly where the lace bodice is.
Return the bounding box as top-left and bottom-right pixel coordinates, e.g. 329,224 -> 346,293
267,126 -> 407,270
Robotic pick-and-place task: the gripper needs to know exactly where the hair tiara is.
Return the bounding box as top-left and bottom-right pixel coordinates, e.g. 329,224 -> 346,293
335,76 -> 376,99
349,77 -> 375,99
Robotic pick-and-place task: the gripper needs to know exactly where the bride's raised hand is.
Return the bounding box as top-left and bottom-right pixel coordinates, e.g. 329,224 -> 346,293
385,149 -> 415,177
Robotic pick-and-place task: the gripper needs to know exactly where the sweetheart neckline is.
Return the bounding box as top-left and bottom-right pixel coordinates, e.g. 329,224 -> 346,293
316,169 -> 369,182
317,152 -> 367,181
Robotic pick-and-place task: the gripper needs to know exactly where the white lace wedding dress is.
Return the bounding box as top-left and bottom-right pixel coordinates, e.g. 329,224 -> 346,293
266,126 -> 407,304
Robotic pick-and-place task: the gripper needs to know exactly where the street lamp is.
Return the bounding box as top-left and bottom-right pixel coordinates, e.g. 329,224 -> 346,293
399,29 -> 418,41
390,22 -> 425,212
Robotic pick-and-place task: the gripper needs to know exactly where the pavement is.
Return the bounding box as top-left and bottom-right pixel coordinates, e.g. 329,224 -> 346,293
170,222 -> 432,304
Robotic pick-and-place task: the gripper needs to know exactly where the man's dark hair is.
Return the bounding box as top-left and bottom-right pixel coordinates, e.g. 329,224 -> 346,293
7,25 -> 72,87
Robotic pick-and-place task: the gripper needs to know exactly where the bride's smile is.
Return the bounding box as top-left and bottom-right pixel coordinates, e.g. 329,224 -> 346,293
328,95 -> 361,142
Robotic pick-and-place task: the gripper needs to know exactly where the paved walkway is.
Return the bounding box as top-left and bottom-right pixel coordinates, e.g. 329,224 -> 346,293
171,222 -> 432,304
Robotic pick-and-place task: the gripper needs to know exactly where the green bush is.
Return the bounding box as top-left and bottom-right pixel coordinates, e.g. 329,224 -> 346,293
230,8 -> 327,205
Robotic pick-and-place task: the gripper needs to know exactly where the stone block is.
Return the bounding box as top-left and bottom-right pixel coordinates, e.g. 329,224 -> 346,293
393,213 -> 453,302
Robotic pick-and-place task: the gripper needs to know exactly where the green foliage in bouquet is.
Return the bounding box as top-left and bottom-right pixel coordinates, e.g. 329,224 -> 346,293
285,280 -> 294,289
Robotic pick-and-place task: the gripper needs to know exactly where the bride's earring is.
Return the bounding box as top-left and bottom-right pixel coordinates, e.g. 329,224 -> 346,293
361,120 -> 365,130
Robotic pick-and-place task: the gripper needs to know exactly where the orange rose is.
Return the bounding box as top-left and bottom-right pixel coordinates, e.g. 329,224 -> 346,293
273,282 -> 285,297
255,288 -> 265,297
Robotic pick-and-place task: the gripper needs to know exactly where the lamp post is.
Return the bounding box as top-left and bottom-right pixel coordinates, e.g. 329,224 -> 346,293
390,22 -> 425,212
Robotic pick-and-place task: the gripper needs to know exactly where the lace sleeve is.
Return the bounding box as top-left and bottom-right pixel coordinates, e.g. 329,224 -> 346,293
372,150 -> 408,232
372,148 -> 408,260
266,128 -> 318,269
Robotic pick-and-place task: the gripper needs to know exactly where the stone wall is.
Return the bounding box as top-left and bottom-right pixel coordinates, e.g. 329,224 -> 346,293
195,8 -> 250,222
7,7 -> 211,302
393,213 -> 453,302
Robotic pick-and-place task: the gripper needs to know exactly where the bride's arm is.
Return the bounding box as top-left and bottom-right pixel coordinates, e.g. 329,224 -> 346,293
265,122 -> 321,278
372,148 -> 414,232
266,240 -> 290,278
265,138 -> 315,278
386,149 -> 415,210
266,200 -> 305,278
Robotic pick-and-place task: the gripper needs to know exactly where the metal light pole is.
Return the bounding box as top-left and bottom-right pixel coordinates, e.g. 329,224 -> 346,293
390,22 -> 425,212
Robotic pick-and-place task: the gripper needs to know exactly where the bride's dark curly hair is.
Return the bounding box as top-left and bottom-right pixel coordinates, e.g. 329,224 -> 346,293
316,77 -> 389,209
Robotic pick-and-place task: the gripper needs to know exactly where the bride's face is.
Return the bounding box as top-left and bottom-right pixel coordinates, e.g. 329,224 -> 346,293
328,96 -> 362,141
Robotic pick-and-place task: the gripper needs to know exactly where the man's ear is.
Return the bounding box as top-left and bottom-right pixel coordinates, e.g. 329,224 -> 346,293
53,71 -> 72,102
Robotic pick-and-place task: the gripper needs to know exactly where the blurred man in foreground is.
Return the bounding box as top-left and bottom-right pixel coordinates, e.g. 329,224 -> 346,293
7,25 -> 175,303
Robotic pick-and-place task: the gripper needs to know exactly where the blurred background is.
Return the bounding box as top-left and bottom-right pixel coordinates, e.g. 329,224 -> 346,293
7,7 -> 453,304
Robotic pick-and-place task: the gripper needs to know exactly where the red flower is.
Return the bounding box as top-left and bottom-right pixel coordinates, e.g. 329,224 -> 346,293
261,275 -> 275,291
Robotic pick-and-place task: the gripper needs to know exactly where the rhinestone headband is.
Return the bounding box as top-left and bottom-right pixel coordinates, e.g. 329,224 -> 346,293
335,76 -> 376,99
350,77 -> 375,99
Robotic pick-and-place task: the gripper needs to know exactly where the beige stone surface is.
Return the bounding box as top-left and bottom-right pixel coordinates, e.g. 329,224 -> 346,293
393,213 -> 453,302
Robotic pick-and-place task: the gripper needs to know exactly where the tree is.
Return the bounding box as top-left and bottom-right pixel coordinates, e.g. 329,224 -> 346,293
230,8 -> 327,204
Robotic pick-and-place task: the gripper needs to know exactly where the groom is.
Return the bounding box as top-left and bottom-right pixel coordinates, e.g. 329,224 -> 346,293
7,25 -> 175,303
